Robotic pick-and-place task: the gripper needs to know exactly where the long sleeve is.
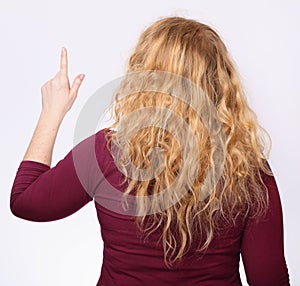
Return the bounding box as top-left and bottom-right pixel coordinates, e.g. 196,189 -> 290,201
241,164 -> 290,285
10,134 -> 97,222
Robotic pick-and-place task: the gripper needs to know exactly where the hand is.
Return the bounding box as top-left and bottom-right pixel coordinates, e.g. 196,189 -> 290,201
41,47 -> 85,120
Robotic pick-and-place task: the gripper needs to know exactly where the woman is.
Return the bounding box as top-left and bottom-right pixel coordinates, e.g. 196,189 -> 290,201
10,16 -> 290,285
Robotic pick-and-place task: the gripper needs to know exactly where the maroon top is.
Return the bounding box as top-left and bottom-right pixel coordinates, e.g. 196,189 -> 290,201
10,129 -> 290,286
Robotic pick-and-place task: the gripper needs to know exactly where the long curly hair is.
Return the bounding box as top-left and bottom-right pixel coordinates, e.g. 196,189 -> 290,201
104,16 -> 272,268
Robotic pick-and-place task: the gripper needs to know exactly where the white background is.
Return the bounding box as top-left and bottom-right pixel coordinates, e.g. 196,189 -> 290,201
0,0 -> 299,285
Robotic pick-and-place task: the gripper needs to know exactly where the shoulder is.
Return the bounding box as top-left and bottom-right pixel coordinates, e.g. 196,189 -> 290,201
253,160 -> 284,223
71,128 -> 115,167
259,160 -> 281,204
94,128 -> 115,151
92,128 -> 117,168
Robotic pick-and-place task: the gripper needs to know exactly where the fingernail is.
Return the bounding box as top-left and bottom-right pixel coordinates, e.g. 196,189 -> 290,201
79,74 -> 85,80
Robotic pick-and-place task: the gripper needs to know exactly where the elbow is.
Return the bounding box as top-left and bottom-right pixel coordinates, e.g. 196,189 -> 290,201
10,194 -> 45,222
10,195 -> 25,220
10,196 -> 20,218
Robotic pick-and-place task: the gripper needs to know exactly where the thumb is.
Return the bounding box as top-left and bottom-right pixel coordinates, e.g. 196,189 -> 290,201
70,74 -> 85,98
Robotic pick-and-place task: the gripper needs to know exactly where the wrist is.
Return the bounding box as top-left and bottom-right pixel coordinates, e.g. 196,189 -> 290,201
40,110 -> 65,126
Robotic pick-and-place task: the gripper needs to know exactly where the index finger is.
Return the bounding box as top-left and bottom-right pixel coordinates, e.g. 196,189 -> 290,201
60,47 -> 68,76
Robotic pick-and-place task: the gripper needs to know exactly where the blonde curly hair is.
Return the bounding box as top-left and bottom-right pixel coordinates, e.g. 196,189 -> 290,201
104,16 -> 272,268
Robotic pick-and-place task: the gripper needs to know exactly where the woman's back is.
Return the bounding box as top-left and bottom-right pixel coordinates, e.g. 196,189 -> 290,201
96,202 -> 242,285
94,129 -> 289,285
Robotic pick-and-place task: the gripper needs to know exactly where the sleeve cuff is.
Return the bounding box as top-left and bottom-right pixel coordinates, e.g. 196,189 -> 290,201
19,160 -> 51,171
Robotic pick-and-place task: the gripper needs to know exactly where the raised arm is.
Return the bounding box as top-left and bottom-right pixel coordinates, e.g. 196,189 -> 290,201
10,48 -> 90,222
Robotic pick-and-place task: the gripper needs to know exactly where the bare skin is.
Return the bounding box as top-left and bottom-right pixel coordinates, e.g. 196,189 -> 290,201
23,47 -> 85,166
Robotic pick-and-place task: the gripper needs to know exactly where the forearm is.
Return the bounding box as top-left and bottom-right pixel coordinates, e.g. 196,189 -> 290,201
23,111 -> 63,166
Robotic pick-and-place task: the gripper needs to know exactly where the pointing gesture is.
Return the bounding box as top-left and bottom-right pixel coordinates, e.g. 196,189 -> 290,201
23,48 -> 85,165
60,46 -> 69,76
41,47 -> 85,120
